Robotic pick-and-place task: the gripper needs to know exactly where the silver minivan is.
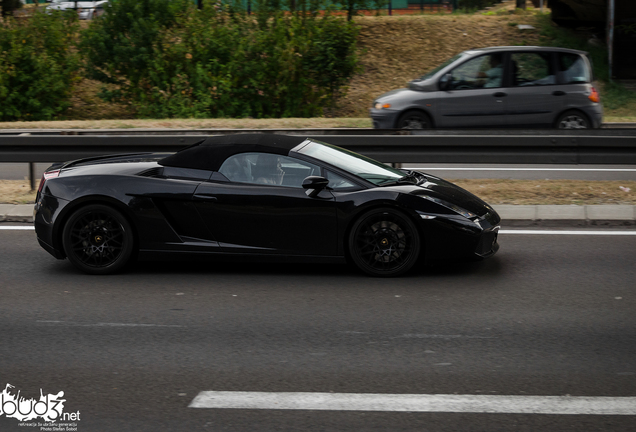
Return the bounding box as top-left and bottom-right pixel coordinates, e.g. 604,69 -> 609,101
370,46 -> 602,129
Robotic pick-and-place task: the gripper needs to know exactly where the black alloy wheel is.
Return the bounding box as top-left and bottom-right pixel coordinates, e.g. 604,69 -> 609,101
396,110 -> 432,130
62,204 -> 134,275
556,110 -> 590,129
349,208 -> 421,277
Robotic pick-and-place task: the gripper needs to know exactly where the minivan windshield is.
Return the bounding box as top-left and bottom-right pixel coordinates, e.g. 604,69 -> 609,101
418,53 -> 464,80
295,140 -> 406,186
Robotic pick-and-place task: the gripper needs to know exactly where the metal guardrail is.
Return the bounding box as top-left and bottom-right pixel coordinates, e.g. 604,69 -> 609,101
1,133 -> 635,164
1,132 -> 635,189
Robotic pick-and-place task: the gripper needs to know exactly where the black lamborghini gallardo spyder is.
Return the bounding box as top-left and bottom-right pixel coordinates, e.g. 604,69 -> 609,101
34,134 -> 500,276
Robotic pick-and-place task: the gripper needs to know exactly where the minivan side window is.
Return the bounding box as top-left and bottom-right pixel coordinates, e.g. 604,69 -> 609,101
449,54 -> 503,90
510,52 -> 555,86
558,53 -> 590,84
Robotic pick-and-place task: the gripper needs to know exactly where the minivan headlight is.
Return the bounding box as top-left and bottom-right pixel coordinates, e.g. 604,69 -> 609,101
374,103 -> 391,109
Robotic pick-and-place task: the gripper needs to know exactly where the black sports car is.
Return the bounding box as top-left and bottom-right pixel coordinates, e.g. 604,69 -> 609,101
34,133 -> 500,276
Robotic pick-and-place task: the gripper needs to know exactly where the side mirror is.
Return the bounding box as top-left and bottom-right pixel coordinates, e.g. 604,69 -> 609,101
439,73 -> 452,91
302,176 -> 329,197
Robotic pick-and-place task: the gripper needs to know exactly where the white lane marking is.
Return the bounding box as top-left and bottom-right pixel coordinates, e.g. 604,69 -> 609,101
0,226 -> 34,230
404,167 -> 636,172
188,391 -> 636,415
499,230 -> 636,235
36,320 -> 184,328
1,226 -> 634,235
393,334 -> 495,339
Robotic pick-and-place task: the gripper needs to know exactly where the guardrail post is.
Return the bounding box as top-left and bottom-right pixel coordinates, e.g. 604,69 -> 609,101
29,162 -> 36,191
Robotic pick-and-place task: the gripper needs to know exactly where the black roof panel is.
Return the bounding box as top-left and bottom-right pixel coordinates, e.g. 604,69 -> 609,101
158,133 -> 307,171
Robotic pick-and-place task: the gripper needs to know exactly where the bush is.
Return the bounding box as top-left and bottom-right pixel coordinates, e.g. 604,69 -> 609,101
0,11 -> 81,121
81,0 -> 359,118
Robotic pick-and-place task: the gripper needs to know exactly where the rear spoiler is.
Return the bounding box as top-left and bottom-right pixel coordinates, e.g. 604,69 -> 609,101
59,152 -> 155,170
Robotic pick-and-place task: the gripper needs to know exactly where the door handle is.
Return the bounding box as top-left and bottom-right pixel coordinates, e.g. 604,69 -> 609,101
552,91 -> 566,96
193,194 -> 218,202
493,92 -> 507,97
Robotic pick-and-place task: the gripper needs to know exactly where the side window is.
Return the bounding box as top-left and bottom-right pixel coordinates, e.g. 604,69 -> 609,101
558,53 -> 590,84
511,52 -> 555,86
449,54 -> 503,90
325,171 -> 357,190
219,153 -> 320,188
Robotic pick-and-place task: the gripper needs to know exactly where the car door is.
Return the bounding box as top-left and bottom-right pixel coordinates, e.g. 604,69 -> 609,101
437,53 -> 508,128
504,51 -> 565,127
192,153 -> 339,256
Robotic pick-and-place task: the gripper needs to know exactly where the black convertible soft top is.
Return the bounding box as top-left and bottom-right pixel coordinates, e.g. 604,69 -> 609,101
158,133 -> 307,171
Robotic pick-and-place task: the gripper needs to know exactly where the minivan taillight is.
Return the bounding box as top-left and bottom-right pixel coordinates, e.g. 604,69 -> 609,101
589,86 -> 600,103
38,170 -> 60,194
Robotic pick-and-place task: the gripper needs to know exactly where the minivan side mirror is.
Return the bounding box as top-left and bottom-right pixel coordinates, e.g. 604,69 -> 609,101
439,73 -> 452,91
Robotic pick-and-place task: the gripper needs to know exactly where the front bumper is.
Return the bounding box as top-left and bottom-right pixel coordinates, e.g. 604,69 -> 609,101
369,108 -> 400,129
418,210 -> 500,262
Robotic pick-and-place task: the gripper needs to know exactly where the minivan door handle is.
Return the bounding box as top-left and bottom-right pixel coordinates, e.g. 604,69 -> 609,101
493,92 -> 507,97
552,91 -> 566,96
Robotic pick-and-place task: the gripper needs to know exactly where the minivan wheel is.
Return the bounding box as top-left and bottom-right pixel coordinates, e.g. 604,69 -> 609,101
556,110 -> 590,129
396,110 -> 432,130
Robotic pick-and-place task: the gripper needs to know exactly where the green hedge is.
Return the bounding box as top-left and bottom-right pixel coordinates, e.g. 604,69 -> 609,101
0,10 -> 81,121
0,0 -> 359,120
81,0 -> 360,118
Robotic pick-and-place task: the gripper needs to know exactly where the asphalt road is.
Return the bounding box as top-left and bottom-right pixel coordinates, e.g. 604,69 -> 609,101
2,162 -> 636,181
1,227 -> 635,431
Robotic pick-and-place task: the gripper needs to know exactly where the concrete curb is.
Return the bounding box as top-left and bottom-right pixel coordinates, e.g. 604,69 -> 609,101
0,204 -> 33,223
1,204 -> 635,225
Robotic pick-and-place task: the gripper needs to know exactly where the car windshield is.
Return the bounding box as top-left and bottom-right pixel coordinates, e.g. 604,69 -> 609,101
296,140 -> 407,186
418,53 -> 464,80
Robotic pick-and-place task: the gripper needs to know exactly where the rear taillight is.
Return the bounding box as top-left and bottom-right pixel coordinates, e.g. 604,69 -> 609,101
589,86 -> 600,103
38,170 -> 60,194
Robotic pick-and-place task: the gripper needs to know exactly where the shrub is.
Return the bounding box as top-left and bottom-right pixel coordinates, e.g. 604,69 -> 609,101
81,0 -> 359,118
0,10 -> 81,121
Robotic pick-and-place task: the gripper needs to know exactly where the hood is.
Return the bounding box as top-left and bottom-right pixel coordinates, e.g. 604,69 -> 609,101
411,174 -> 493,217
407,77 -> 438,92
375,87 -> 421,102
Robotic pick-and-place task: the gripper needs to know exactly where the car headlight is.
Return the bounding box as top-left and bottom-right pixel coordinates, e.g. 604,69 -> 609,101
374,103 -> 391,109
422,196 -> 477,219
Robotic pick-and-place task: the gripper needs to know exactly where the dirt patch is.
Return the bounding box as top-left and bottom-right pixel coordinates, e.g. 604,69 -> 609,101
452,179 -> 636,205
0,180 -> 40,204
0,117 -> 373,130
3,178 -> 634,205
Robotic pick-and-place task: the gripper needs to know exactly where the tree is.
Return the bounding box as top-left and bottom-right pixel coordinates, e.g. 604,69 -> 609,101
516,0 -> 526,9
1,0 -> 22,17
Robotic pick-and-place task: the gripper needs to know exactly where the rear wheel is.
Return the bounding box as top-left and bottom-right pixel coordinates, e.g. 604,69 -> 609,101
62,204 -> 134,275
555,110 -> 590,129
349,208 -> 421,277
396,110 -> 432,129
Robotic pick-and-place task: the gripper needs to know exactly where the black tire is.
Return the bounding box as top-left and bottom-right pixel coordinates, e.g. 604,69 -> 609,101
348,208 -> 421,277
555,110 -> 590,129
396,110 -> 432,130
62,204 -> 135,275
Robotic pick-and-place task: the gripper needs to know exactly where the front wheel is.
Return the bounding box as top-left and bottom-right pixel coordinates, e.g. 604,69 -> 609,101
555,110 -> 590,129
62,204 -> 135,275
396,110 -> 432,130
349,208 -> 421,277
